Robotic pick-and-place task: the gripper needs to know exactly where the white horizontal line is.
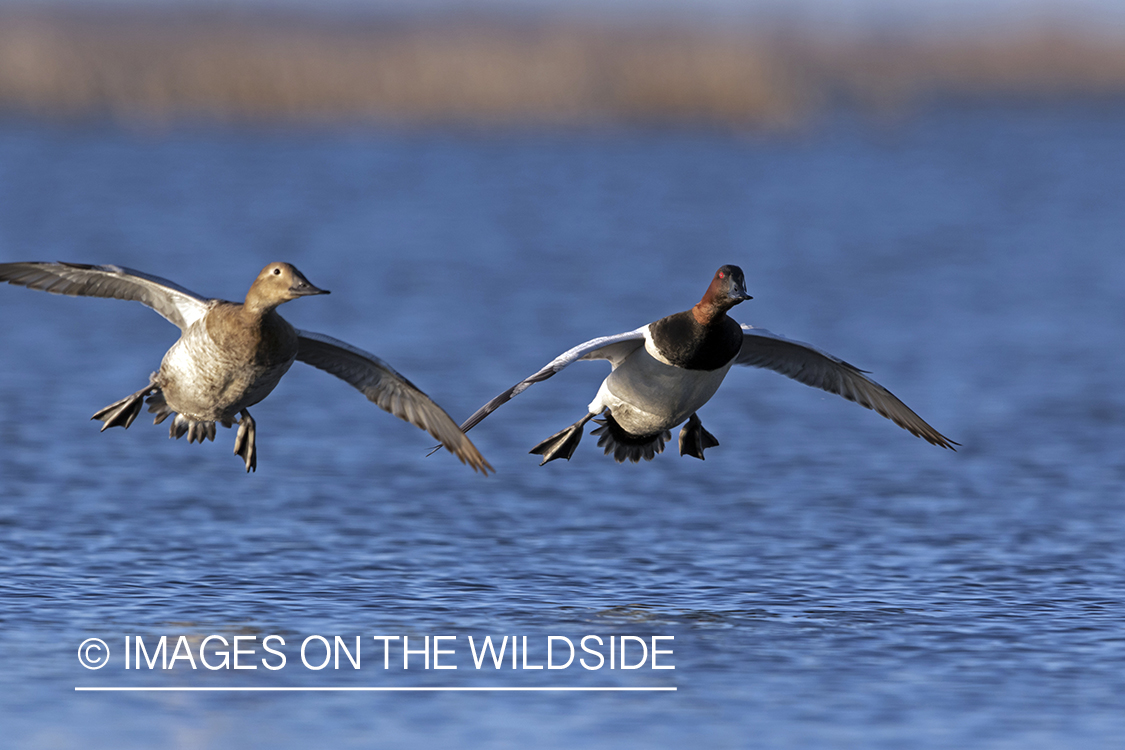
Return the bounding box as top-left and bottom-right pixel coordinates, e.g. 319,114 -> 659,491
75,686 -> 676,692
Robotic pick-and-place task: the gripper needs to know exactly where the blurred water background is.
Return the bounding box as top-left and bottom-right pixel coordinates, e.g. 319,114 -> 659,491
1,2 -> 1124,748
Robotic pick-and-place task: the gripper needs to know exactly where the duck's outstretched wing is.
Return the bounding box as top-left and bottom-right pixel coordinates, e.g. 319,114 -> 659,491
0,262 -> 210,330
736,325 -> 957,449
295,330 -> 493,474
458,327 -> 648,434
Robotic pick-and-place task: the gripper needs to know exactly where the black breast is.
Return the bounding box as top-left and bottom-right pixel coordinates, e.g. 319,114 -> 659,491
648,311 -> 742,371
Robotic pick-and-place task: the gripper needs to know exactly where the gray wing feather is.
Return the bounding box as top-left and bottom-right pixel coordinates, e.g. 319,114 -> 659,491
0,261 -> 210,330
459,327 -> 647,433
295,330 -> 493,474
736,325 -> 957,449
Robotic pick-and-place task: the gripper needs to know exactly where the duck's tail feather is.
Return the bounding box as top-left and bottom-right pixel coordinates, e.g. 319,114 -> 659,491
590,412 -> 671,463
146,393 -> 222,443
146,391 -> 174,425
159,412 -> 218,443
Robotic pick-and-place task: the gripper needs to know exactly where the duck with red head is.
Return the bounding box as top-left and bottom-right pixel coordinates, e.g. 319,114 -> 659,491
451,264 -> 956,465
0,261 -> 491,474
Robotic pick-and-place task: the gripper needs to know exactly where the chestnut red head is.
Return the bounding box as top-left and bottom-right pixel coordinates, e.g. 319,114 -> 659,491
706,265 -> 751,307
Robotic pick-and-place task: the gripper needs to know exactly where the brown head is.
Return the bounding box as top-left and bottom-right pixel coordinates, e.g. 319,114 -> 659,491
244,262 -> 329,313
693,265 -> 751,324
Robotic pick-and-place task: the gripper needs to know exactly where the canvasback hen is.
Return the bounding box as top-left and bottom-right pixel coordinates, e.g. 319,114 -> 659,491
455,265 -> 955,464
0,261 -> 491,474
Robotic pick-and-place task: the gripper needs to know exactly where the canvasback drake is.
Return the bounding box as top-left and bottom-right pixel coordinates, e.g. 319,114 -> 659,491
454,265 -> 956,464
0,261 -> 491,474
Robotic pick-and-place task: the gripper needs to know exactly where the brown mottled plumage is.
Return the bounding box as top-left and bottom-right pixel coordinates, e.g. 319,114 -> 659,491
0,261 -> 491,474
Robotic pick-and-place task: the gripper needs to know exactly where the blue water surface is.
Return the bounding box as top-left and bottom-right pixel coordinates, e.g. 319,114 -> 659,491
0,104 -> 1123,749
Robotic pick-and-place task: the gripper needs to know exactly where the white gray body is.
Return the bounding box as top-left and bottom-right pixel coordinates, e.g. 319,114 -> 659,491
590,330 -> 734,437
457,318 -> 957,464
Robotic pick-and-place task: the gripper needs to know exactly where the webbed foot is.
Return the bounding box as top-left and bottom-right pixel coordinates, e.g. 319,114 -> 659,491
91,384 -> 158,431
679,412 -> 720,460
233,409 -> 257,473
529,413 -> 596,465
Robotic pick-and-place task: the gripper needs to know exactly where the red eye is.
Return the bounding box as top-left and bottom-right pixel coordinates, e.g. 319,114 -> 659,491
719,271 -> 725,279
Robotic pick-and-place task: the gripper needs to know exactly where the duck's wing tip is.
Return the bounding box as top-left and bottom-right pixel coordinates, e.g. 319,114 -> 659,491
737,325 -> 957,451
295,330 -> 492,473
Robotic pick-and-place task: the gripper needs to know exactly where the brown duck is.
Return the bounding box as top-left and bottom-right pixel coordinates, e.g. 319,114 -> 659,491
0,261 -> 491,473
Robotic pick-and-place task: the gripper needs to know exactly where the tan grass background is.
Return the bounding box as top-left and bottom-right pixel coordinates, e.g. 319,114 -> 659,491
1,8 -> 1124,128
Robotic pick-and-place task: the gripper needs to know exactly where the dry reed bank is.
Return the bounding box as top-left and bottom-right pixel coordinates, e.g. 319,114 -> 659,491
2,8 -> 1125,128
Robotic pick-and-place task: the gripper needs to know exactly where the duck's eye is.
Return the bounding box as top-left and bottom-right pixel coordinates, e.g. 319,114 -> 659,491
273,268 -> 281,275
719,271 -> 725,279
